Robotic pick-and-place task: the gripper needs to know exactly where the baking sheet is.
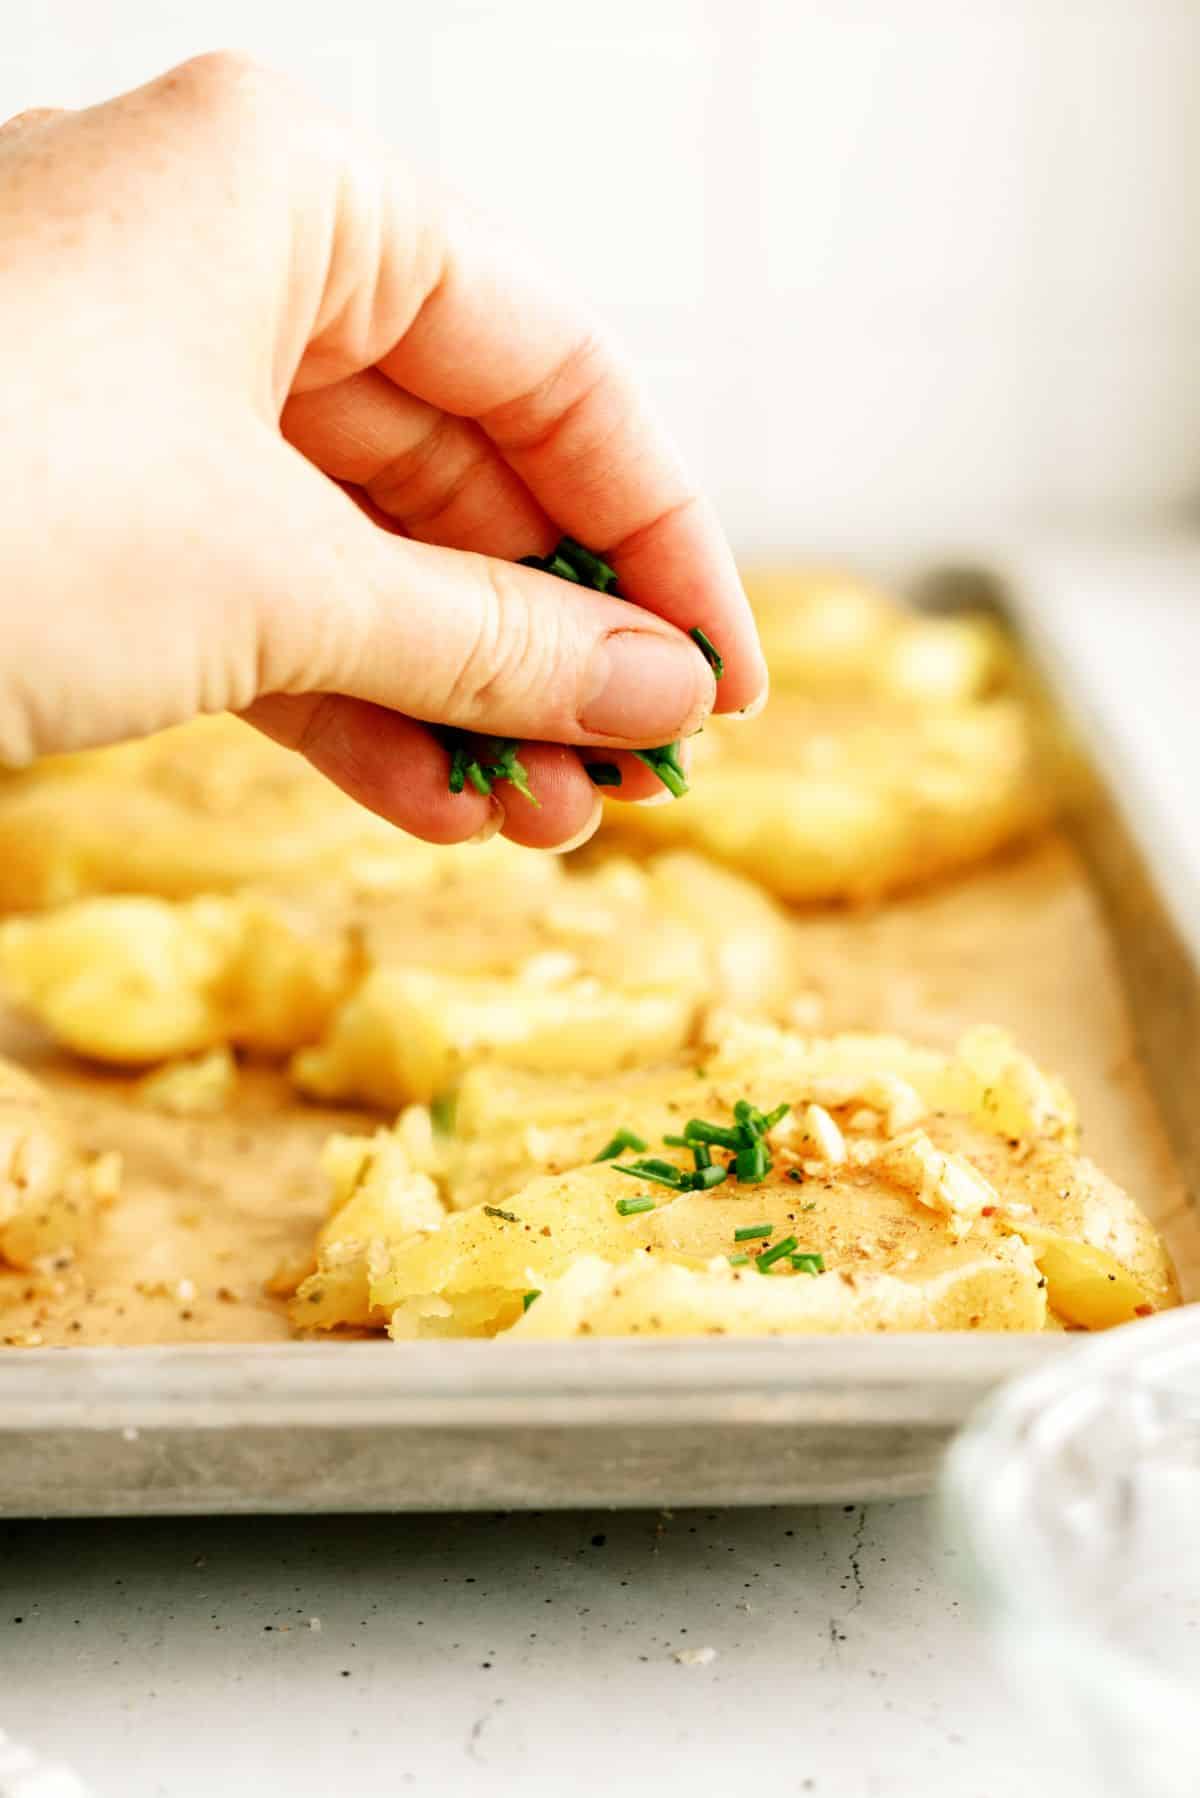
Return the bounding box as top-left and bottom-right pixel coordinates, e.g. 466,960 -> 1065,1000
0,555 -> 1195,1512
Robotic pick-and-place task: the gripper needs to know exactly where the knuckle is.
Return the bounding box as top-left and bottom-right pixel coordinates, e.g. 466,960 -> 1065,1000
443,560 -> 556,726
164,49 -> 284,119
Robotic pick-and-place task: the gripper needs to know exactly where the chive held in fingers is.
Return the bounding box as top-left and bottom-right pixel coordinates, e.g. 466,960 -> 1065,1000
501,538 -> 723,803
585,761 -> 623,788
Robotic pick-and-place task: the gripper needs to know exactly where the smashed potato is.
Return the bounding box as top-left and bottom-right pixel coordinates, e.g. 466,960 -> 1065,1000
292,851 -> 799,1107
0,1057 -> 119,1269
0,713 -> 538,912
742,567 -> 1013,705
607,695 -> 1049,905
1,847 -> 799,1093
0,894 -> 353,1064
290,1020 -> 1177,1339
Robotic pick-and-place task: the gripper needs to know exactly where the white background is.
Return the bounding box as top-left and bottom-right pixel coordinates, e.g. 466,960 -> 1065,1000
4,0 -> 1200,553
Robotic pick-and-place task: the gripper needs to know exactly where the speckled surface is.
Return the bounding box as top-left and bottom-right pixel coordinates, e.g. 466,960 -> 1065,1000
0,1500 -> 1091,1797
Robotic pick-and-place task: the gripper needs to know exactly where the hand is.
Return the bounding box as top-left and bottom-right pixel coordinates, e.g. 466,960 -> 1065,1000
0,54 -> 766,851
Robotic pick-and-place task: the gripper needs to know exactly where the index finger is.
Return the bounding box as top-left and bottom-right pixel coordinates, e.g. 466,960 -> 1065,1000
376,206 -> 767,715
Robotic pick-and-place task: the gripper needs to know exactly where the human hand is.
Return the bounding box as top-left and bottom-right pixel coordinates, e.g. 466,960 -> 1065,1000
0,54 -> 766,850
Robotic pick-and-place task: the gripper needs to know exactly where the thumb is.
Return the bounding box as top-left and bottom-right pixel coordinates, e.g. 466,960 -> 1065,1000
252,451 -> 718,748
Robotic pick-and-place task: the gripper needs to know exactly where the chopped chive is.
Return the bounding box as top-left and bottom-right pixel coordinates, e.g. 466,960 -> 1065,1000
684,1119 -> 742,1150
762,1102 -> 790,1130
448,743 -> 469,794
481,738 -> 539,806
585,761 -> 623,788
483,1206 -> 519,1223
632,1157 -> 687,1183
727,1252 -> 750,1267
465,760 -> 492,796
689,627 -> 725,681
733,1222 -> 773,1242
633,743 -> 689,798
791,1253 -> 825,1276
545,552 -> 582,582
688,1163 -> 728,1191
522,1289 -> 541,1312
735,1139 -> 771,1183
662,1133 -> 690,1148
612,1160 -> 685,1191
615,1194 -> 656,1217
690,1142 -> 713,1171
593,1127 -> 648,1163
733,1099 -> 763,1131
558,538 -> 621,592
430,1093 -> 457,1134
756,1234 -> 798,1272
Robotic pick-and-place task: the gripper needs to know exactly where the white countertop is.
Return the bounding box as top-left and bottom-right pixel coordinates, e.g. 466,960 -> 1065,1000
0,1499 -> 1092,1798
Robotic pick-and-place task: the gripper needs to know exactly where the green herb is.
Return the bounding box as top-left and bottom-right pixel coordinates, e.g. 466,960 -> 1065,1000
632,742 -> 689,798
755,1234 -> 798,1272
689,627 -> 725,680
522,538 -> 622,594
522,1290 -> 541,1311
483,1206 -> 519,1223
688,1163 -> 727,1191
662,1133 -> 690,1148
791,1253 -> 825,1276
735,1139 -> 771,1183
442,733 -> 540,806
615,1194 -> 657,1217
593,1127 -> 649,1163
690,1141 -> 713,1171
585,761 -> 623,787
430,1094 -> 457,1135
727,1252 -> 751,1267
613,1159 -> 686,1191
448,743 -> 470,795
733,1223 -> 773,1242
684,1119 -> 742,1150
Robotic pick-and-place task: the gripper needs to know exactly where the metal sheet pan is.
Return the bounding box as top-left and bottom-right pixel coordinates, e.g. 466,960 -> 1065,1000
2,544 -> 1196,1514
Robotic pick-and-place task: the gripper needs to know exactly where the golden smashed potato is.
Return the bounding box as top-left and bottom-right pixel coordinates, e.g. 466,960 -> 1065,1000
601,570 -> 1045,904
0,894 -> 353,1064
1,844 -> 798,1093
290,1019 -> 1177,1339
607,695 -> 1049,905
0,713 -> 538,912
742,567 -> 1014,705
293,851 -> 799,1107
0,1057 -> 119,1269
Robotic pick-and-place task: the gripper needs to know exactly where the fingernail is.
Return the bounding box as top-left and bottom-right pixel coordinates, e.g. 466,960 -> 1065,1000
733,678 -> 770,720
579,631 -> 713,741
466,800 -> 505,845
548,791 -> 604,855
